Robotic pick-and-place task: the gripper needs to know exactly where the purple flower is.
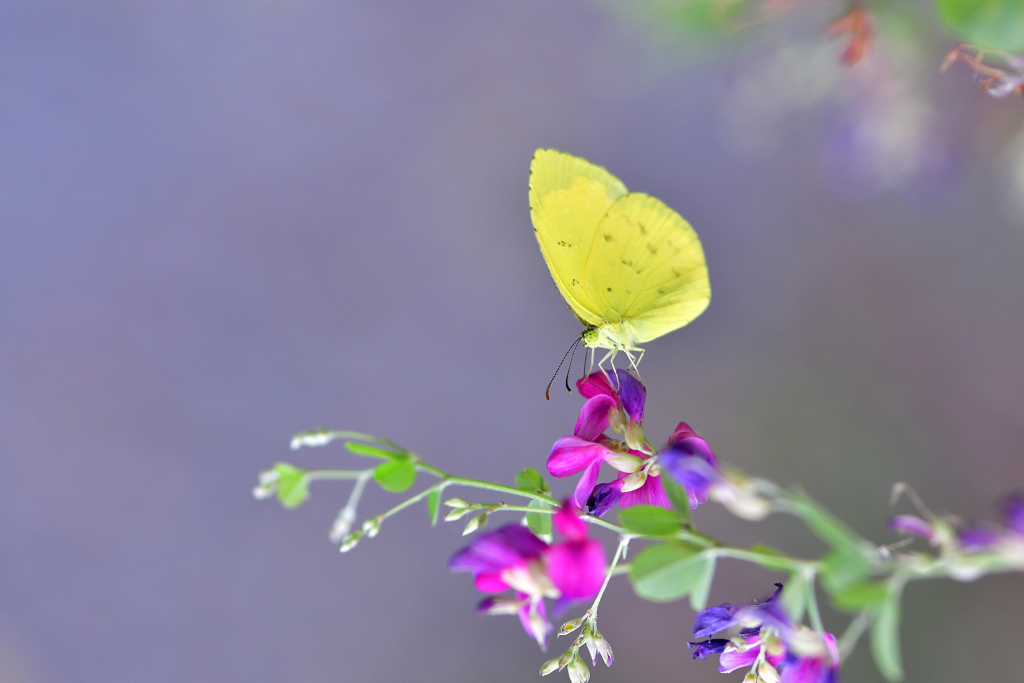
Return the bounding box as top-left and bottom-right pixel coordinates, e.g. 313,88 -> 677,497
887,514 -> 935,543
689,584 -> 840,683
1001,493 -> 1024,535
448,504 -> 607,649
658,422 -> 720,509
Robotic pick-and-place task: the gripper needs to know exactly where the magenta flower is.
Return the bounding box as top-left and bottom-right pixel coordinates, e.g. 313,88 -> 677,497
448,504 -> 607,649
689,584 -> 840,683
658,422 -> 720,509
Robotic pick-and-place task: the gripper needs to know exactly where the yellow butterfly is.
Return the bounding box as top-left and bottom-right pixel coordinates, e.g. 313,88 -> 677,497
529,149 -> 711,373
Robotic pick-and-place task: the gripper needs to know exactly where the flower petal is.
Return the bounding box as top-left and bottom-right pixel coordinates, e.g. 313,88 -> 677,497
688,639 -> 730,660
613,371 -> 646,423
546,538 -> 606,600
888,514 -> 933,540
587,480 -> 623,517
474,572 -> 511,592
1002,493 -> 1024,535
547,436 -> 613,477
553,503 -> 588,541
718,642 -> 761,673
619,473 -> 671,509
575,394 -> 616,441
516,593 -> 551,650
577,372 -> 617,400
572,458 -> 604,510
448,525 -> 549,575
693,604 -> 739,637
659,452 -> 720,508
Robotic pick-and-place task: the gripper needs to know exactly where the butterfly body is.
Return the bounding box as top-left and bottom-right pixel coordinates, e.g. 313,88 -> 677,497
529,149 -> 710,370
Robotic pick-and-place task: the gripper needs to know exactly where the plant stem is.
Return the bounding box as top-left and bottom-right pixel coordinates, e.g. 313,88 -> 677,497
838,612 -> 871,661
306,468 -> 375,481
590,538 -> 630,618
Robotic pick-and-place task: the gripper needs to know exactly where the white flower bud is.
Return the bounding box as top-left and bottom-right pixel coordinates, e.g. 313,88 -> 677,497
559,617 -> 585,636
463,513 -> 488,535
361,518 -> 381,538
758,661 -> 781,683
339,532 -> 362,553
444,497 -> 469,508
593,632 -> 613,667
445,507 -> 471,522
568,656 -> 590,683
620,470 -> 648,493
540,658 -> 560,676
604,453 -> 644,473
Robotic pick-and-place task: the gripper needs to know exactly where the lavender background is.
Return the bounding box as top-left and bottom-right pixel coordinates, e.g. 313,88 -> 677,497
2,1 -> 1024,682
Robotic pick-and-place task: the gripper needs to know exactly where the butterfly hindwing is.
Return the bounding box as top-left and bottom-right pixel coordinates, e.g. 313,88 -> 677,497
584,192 -> 710,343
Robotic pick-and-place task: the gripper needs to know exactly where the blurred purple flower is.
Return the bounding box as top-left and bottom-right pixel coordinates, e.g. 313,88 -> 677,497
659,422 -> 720,509
887,514 -> 935,542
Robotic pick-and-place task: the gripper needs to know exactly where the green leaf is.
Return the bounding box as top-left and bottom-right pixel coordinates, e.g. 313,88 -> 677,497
832,580 -> 889,613
871,589 -> 904,682
938,0 -> 1024,51
780,570 -> 810,622
345,442 -> 404,460
688,554 -> 716,611
427,489 -> 441,526
620,505 -> 683,537
514,467 -> 550,493
660,475 -> 692,525
789,489 -> 868,555
373,459 -> 416,492
630,543 -> 713,603
273,463 -> 309,508
527,499 -> 553,536
821,548 -> 871,592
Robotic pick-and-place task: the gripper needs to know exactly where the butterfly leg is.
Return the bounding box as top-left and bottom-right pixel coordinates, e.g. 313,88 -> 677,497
624,348 -> 643,378
596,348 -> 617,385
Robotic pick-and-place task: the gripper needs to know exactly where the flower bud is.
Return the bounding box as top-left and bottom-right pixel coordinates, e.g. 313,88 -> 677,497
361,517 -> 381,538
339,531 -> 362,553
758,661 -> 781,683
462,512 -> 488,535
559,616 -> 585,636
604,453 -> 644,473
445,507 -> 472,522
540,658 -> 560,676
444,497 -> 469,508
593,632 -> 613,667
557,649 -> 574,670
568,655 -> 590,683
620,470 -> 648,493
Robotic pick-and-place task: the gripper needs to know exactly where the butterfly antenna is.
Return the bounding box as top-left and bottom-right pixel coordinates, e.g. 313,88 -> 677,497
546,336 -> 583,401
563,335 -> 582,394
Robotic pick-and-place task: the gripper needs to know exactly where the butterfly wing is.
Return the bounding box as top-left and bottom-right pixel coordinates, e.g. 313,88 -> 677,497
529,149 -> 628,327
584,192 -> 710,343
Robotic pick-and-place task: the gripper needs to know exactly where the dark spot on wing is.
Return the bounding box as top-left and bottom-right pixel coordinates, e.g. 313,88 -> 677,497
603,233 -> 613,242
557,240 -> 571,247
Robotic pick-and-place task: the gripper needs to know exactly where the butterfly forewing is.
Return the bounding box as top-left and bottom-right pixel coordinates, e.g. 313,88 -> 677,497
529,149 -> 628,327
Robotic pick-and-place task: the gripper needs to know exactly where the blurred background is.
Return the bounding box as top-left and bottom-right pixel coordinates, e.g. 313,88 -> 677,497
2,1 -> 1024,681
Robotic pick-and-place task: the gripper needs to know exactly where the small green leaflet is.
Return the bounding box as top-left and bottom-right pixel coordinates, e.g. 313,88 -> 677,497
659,476 -> 692,526
619,505 -> 683,537
871,587 -> 904,682
831,580 -> 889,613
780,570 -> 811,623
527,499 -> 553,536
345,442 -> 404,460
630,543 -> 715,608
273,463 -> 309,508
373,459 -> 416,492
514,467 -> 550,493
427,489 -> 441,526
